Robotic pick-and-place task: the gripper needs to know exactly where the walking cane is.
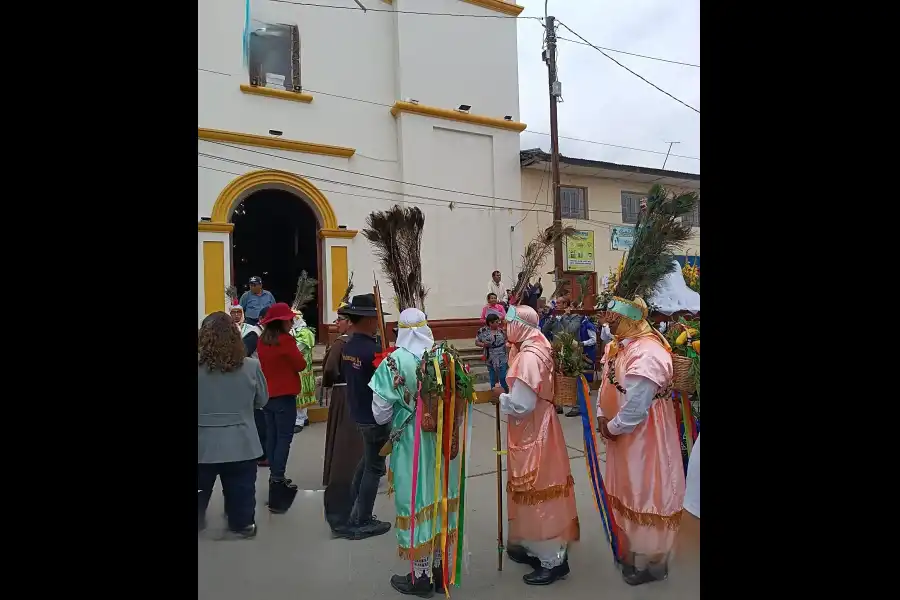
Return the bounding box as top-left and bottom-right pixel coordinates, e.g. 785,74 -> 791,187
494,397 -> 504,571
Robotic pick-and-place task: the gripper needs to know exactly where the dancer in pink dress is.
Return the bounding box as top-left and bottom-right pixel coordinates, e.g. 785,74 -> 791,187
594,184 -> 696,586
492,304 -> 579,586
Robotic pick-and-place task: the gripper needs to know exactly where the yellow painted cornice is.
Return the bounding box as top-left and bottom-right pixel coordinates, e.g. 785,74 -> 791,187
319,228 -> 359,239
198,128 -> 356,158
198,222 -> 235,233
239,84 -> 313,103
462,0 -> 524,16
390,101 -> 527,132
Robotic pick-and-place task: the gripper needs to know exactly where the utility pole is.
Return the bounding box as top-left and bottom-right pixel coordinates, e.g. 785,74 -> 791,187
662,141 -> 680,170
544,15 -> 564,277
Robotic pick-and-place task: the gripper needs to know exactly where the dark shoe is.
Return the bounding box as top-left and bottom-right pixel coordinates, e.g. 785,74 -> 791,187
556,406 -> 564,414
345,517 -> 391,540
506,545 -> 541,569
432,566 -> 444,593
294,424 -> 304,434
268,479 -> 298,514
222,523 -> 257,540
565,408 -> 581,417
622,564 -> 666,586
389,572 -> 434,597
523,560 -> 570,585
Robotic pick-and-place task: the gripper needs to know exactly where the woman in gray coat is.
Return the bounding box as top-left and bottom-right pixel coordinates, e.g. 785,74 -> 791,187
198,312 -> 269,538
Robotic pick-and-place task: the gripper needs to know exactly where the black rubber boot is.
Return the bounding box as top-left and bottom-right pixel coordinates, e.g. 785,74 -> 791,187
389,573 -> 434,597
523,559 -> 570,586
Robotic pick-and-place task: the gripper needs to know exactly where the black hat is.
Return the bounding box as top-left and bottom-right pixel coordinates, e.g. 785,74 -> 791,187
337,293 -> 389,317
249,276 -> 262,285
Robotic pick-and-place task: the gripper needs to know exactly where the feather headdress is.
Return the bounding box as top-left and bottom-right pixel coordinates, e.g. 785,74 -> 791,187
339,271 -> 354,308
613,184 -> 698,301
362,205 -> 426,311
510,225 -> 576,303
291,270 -> 318,312
225,285 -> 239,307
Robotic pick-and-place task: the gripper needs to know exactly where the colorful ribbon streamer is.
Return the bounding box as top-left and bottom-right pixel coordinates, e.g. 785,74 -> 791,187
440,356 -> 456,597
453,397 -> 472,587
576,375 -> 622,563
408,381 -> 424,577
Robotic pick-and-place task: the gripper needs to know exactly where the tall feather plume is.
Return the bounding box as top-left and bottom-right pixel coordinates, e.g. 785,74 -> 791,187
225,285 -> 238,304
615,184 -> 698,300
291,270 -> 318,312
340,271 -> 354,306
511,225 -> 577,302
362,205 -> 427,311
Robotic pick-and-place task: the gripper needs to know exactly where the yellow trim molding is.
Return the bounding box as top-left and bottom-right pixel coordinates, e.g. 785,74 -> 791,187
330,246 -> 349,311
462,1 -> 525,17
390,101 -> 527,132
211,169 -> 339,229
202,241 -> 226,315
319,228 -> 358,239
239,84 -> 313,103
198,222 -> 234,233
198,128 -> 355,158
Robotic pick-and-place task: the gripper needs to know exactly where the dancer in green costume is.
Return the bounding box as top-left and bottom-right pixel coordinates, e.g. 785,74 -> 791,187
290,271 -> 318,431
362,205 -> 472,597
371,308 -> 464,596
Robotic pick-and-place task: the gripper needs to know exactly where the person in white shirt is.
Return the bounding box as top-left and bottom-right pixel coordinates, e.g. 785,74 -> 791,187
488,270 -> 508,304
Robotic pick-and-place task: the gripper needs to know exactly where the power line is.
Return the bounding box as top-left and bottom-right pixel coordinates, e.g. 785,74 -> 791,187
203,139 -> 542,207
267,1 -> 538,19
198,153 -> 632,230
523,130 -> 699,160
198,68 -> 700,162
556,20 -> 699,114
556,35 -> 699,69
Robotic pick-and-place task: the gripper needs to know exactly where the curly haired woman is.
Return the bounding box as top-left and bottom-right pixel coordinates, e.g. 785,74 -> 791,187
198,311 -> 269,539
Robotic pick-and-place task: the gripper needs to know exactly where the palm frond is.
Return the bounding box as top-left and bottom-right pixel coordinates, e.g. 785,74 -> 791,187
291,270 -> 318,312
340,272 -> 354,305
225,285 -> 238,303
362,205 -> 427,311
615,185 -> 698,300
511,225 -> 576,301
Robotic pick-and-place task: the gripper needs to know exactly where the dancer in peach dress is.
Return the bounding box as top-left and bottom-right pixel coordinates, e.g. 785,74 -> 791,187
597,295 -> 685,585
491,304 -> 579,586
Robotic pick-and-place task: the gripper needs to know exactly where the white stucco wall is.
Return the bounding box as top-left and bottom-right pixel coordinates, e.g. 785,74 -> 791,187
198,0 -> 524,324
518,167 -> 701,281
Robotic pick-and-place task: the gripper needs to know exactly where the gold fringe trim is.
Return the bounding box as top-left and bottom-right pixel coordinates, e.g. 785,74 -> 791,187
507,475 -> 575,506
394,498 -> 460,530
608,494 -> 683,531
398,529 -> 459,561
507,469 -> 538,491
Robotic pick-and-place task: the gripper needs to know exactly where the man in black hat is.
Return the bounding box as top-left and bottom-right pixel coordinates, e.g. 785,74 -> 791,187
334,293 -> 392,540
239,276 -> 276,325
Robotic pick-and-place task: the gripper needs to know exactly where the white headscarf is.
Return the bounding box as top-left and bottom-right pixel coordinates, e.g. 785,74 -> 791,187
396,308 -> 434,359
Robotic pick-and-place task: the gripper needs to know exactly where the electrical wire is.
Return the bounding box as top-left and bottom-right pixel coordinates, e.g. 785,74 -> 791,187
198,152 -> 639,230
267,1 -> 539,19
556,35 -> 699,69
556,20 -> 700,114
198,67 -> 701,162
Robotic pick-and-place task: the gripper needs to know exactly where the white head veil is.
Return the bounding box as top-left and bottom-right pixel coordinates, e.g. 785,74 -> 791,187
396,308 -> 434,359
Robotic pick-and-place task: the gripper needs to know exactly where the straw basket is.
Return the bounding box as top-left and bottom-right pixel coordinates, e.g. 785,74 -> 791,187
554,375 -> 579,407
671,354 -> 696,394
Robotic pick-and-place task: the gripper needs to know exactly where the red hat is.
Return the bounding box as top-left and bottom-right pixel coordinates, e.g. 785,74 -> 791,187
259,302 -> 295,325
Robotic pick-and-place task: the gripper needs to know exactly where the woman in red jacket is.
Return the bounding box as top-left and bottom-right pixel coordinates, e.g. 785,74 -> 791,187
257,303 -> 308,512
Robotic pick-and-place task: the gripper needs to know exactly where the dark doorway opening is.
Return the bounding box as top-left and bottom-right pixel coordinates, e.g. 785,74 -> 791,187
231,189 -> 320,332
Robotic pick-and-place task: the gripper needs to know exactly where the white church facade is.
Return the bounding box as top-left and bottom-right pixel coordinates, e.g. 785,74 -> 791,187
198,0 -> 527,339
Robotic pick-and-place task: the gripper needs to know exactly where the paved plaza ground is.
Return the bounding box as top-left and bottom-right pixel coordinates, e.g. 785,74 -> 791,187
198,402 -> 699,599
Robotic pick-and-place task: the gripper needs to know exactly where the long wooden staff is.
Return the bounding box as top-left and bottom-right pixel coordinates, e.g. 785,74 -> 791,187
494,400 -> 504,571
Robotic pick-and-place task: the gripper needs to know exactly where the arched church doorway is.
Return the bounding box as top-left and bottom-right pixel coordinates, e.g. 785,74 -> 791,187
231,189 -> 320,333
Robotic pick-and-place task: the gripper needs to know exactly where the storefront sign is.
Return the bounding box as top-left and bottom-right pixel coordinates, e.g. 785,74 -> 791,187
611,225 -> 635,250
565,230 -> 595,272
